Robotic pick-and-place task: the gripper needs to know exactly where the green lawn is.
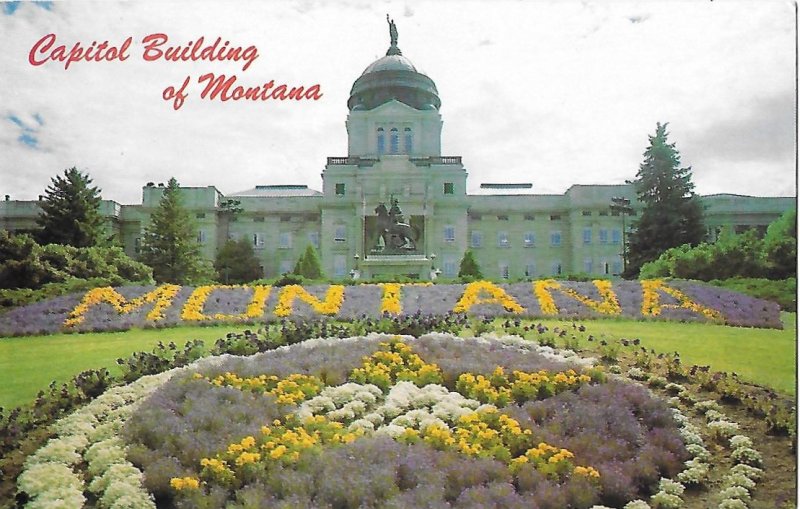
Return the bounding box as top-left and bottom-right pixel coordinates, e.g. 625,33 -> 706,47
0,315 -> 795,409
538,312 -> 797,396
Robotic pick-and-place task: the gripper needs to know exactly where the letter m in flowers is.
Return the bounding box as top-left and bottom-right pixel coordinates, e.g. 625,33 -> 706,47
533,280 -> 621,316
64,285 -> 181,327
274,285 -> 345,317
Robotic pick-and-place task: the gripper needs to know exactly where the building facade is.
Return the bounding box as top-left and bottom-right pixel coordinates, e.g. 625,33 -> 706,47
1,22 -> 794,281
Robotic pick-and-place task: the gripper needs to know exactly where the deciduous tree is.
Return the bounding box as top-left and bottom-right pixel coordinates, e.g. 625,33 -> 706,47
215,238 -> 263,283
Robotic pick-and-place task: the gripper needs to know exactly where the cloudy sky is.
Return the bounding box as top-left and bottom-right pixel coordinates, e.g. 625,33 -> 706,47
0,0 -> 795,204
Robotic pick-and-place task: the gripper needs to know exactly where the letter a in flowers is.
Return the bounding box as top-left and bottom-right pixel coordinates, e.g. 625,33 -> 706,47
453,281 -> 525,314
533,280 -> 622,316
641,280 -> 723,322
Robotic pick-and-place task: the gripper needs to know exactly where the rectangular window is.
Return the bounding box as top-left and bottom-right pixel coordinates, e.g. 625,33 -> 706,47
611,229 -> 621,244
443,258 -> 458,278
599,210 -> 609,217
497,231 -> 509,247
279,260 -> 294,275
443,182 -> 454,195
582,210 -> 592,217
499,263 -> 510,280
525,261 -> 536,277
583,258 -> 593,273
334,225 -> 347,242
253,233 -> 265,249
196,230 -> 206,244
550,214 -> 561,221
279,232 -> 292,249
253,216 -> 265,222
551,261 -> 562,275
134,237 -> 141,254
471,231 -> 483,248
598,229 -> 609,243
444,225 -> 455,242
469,213 -> 482,221
309,231 -> 320,248
196,213 -> 206,219
334,255 -> 347,277
335,183 -> 346,196
583,228 -> 592,244
280,215 -> 291,222
524,232 -> 535,247
550,231 -> 561,246
524,214 -> 535,221
612,260 -> 623,274
497,215 -> 509,221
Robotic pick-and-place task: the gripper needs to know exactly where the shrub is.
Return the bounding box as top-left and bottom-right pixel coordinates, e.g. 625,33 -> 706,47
457,251 -> 482,279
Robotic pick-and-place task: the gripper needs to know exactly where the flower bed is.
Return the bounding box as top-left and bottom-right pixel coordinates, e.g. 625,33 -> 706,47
0,280 -> 782,336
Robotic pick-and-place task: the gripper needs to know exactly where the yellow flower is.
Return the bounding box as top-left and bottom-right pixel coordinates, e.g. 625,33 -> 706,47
170,477 -> 200,490
274,284 -> 345,317
641,280 -> 723,321
533,279 -> 621,316
64,284 -> 180,327
453,281 -> 526,314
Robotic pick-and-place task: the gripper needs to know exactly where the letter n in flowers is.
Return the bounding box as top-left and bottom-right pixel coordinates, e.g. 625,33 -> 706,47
64,284 -> 181,327
273,285 -> 345,317
180,285 -> 272,321
640,280 -> 723,322
453,281 -> 525,314
533,280 -> 621,316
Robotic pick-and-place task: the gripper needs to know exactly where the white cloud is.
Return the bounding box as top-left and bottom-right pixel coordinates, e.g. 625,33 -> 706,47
0,0 -> 794,204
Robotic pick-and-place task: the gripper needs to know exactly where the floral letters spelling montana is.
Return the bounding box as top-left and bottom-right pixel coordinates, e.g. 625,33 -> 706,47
58,280 -> 768,332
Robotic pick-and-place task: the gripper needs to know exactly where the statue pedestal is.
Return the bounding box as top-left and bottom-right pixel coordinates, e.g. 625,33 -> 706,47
361,255 -> 433,280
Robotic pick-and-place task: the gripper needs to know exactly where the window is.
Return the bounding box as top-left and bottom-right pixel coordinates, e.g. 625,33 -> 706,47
583,228 -> 592,244
550,231 -> 561,246
497,215 -> 509,221
582,210 -> 592,217
390,128 -> 399,154
335,183 -> 345,196
469,213 -> 482,221
471,231 -> 483,248
497,231 -> 509,247
280,215 -> 291,222
525,261 -> 536,277
524,214 -> 535,221
197,230 -> 206,244
253,216 -> 265,222
524,232 -> 535,247
551,261 -> 562,275
334,255 -> 347,277
612,260 -> 622,274
499,263 -> 510,280
611,229 -> 621,244
279,232 -> 292,249
443,257 -> 458,278
598,229 -> 609,243
308,231 -> 320,248
602,261 -> 610,275
550,214 -> 561,221
134,237 -> 141,254
444,182 -> 454,195
377,128 -> 385,155
444,225 -> 455,242
334,225 -> 347,242
599,210 -> 609,217
583,258 -> 593,273
253,233 -> 265,249
196,213 -> 206,219
404,127 -> 413,154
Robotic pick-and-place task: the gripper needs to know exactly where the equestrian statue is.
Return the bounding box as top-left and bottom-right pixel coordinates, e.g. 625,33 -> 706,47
373,198 -> 418,252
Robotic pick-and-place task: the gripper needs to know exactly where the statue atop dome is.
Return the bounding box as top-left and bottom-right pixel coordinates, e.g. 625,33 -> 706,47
386,14 -> 402,56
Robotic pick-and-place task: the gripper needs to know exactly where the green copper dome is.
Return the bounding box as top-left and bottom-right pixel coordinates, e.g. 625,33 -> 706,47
348,17 -> 441,112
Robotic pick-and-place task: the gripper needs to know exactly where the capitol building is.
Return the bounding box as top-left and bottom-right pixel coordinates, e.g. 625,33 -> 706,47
1,21 -> 793,281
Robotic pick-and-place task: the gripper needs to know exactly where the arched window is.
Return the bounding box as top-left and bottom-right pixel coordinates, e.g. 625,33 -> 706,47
390,128 -> 399,154
376,128 -> 385,155
404,127 -> 413,154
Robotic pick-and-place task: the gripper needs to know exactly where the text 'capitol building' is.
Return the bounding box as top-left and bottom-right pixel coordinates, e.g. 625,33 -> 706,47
1,21 -> 794,281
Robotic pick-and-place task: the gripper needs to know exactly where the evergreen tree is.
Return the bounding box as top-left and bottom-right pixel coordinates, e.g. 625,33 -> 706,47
626,123 -> 704,277
214,239 -> 263,283
139,178 -> 212,284
293,245 -> 323,279
36,167 -> 105,247
458,250 -> 483,279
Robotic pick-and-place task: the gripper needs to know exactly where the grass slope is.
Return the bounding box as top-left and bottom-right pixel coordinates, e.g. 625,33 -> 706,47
0,315 -> 795,409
